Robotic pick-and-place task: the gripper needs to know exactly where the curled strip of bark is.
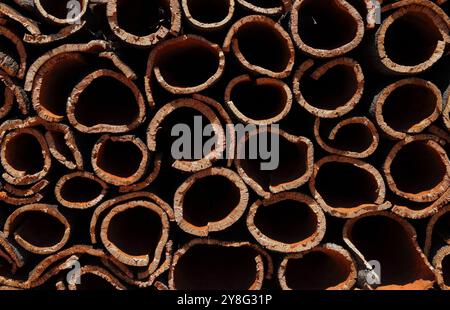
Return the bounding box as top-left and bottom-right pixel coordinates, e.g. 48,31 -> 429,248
34,0 -> 89,25
236,127 -> 314,198
314,117 -> 379,158
147,97 -> 226,172
3,204 -> 70,255
374,0 -> 449,74
107,0 -> 181,47
24,40 -> 110,92
372,78 -> 442,139
247,192 -> 326,253
343,211 -> 435,290
181,0 -> 235,31
236,0 -> 291,15
174,167 -> 249,236
0,69 -> 29,118
290,0 -> 364,58
0,128 -> 52,186
91,135 -> 149,186
68,69 -> 146,134
0,191 -> 44,205
432,245 -> 450,290
443,85 -> 450,131
100,200 -> 170,272
90,192 -> 174,245
101,240 -> 173,288
0,3 -> 40,35
32,48 -> 136,122
278,243 -> 357,290
3,179 -> 49,198
424,204 -> 450,257
24,22 -> 86,45
67,265 -> 126,290
45,123 -> 84,170
223,15 -> 295,78
309,155 -> 387,218
0,26 -> 27,79
55,171 -> 108,209
293,58 -> 364,118
225,74 -> 292,125
169,239 -> 271,290
193,94 -> 235,167
0,232 -> 24,273
145,35 -> 225,106
118,153 -> 162,193
384,134 -> 450,203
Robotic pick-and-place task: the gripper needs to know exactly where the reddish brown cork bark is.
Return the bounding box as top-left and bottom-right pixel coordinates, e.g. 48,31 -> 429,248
278,243 -> 357,290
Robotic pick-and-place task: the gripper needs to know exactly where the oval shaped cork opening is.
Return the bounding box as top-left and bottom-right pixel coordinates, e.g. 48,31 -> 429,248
92,135 -> 149,187
294,58 -> 364,118
174,167 -> 249,236
35,0 -> 88,24
279,244 -> 356,290
374,79 -> 442,139
170,240 -> 265,290
314,117 -> 379,158
290,0 -> 364,58
68,70 -> 146,134
4,204 -> 70,255
147,98 -> 225,172
0,128 -> 51,185
108,0 -> 181,47
310,156 -> 386,218
223,15 -> 295,78
376,4 -> 448,74
182,0 -> 235,30
384,136 -> 450,203
100,201 -> 169,267
32,52 -> 96,122
55,172 -> 108,209
247,192 -> 326,253
344,212 -> 435,290
236,128 -> 314,198
225,75 -> 292,125
147,35 -> 225,94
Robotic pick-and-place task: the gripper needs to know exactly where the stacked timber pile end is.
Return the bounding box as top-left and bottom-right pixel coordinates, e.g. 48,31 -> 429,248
0,0 -> 449,291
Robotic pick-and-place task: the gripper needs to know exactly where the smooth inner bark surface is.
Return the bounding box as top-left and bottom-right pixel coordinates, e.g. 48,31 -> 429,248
285,250 -> 351,290
301,65 -> 358,110
390,141 -> 446,194
117,0 -> 170,36
187,0 -> 230,23
174,244 -> 258,290
107,206 -> 162,258
97,139 -> 143,178
236,23 -> 291,72
384,13 -> 442,66
315,162 -> 378,208
13,211 -> 65,247
60,176 -> 103,203
5,133 -> 45,174
182,175 -> 241,227
74,76 -> 140,127
254,199 -> 317,243
382,85 -> 437,132
297,0 -> 358,49
230,81 -> 287,120
350,216 -> 432,286
157,41 -> 220,88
